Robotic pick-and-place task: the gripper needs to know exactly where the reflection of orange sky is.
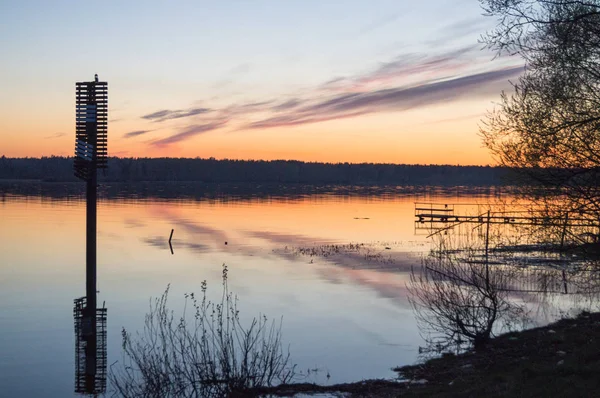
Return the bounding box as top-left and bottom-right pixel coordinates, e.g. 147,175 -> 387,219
0,195 -> 428,301
0,100 -> 495,165
0,193 -> 528,339
151,196 -> 422,244
0,195 -> 427,383
0,194 -> 506,274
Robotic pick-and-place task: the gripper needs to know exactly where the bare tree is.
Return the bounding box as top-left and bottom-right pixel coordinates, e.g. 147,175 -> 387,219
409,229 -> 528,354
109,265 -> 296,397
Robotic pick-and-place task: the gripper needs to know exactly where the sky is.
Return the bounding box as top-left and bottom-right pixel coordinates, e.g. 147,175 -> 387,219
0,0 -> 522,165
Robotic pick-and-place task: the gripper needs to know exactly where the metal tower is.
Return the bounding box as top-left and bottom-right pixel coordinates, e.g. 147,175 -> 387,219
73,74 -> 108,395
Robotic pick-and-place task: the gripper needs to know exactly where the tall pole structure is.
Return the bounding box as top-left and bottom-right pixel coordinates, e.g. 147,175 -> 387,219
74,74 -> 108,395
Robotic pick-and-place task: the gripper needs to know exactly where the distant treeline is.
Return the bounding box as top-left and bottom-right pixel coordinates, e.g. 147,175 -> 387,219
0,156 -> 512,186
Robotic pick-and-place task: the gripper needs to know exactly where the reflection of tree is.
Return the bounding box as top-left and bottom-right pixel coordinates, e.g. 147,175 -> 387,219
409,246 -> 528,354
411,211 -> 600,355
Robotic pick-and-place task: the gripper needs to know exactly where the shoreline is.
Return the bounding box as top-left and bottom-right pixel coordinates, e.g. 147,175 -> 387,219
254,311 -> 600,397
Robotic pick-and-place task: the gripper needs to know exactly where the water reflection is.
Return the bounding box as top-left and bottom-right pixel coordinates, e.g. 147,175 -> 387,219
1,186 -> 595,396
73,298 -> 107,395
143,236 -> 209,254
0,180 -> 509,202
409,211 -> 600,355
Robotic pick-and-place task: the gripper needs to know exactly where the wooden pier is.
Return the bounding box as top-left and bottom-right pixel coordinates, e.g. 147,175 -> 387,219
416,202 -> 600,295
415,202 -> 600,235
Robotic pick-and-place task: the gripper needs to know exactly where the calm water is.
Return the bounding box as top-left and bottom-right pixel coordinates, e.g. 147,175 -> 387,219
0,187 -> 587,397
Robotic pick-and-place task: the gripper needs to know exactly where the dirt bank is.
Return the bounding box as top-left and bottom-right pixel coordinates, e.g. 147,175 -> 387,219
253,311 -> 600,397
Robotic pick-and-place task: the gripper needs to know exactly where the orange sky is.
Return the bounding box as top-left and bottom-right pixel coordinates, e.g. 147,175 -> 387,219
0,96 -> 507,165
0,1 -> 520,165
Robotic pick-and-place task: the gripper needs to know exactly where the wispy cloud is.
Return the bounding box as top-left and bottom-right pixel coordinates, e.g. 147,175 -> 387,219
244,66 -> 523,129
273,98 -> 303,112
44,132 -> 66,139
321,46 -> 479,92
151,120 -> 228,146
144,46 -> 522,140
245,110 -> 369,130
124,129 -> 152,138
142,107 -> 212,122
222,100 -> 275,117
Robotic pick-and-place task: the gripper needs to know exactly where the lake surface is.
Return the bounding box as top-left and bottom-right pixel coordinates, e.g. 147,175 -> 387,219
0,185 -> 592,397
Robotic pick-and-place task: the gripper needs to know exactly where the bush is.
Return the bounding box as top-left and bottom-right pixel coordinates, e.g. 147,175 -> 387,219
109,265 -> 296,397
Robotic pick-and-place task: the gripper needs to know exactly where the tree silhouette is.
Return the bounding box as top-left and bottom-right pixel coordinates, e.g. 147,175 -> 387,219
0,157 -> 509,186
480,0 -> 600,218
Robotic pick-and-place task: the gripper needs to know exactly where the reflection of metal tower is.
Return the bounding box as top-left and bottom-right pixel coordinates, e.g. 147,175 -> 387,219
73,74 -> 108,395
74,297 -> 107,394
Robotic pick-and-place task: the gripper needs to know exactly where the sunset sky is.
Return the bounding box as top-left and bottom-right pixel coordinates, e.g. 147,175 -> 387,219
0,0 -> 522,165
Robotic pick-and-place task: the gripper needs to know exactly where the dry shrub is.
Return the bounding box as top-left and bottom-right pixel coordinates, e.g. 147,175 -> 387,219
110,264 -> 295,397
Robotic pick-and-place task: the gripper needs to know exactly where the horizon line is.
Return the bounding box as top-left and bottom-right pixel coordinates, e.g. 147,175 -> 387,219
0,154 -> 499,168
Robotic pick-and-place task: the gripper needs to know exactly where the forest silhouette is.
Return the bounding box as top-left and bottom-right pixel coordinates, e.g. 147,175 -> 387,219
0,156 -> 510,186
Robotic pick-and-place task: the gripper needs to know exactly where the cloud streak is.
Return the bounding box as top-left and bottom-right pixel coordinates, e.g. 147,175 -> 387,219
44,132 -> 66,139
151,120 -> 228,146
143,46 -> 523,145
124,129 -> 152,138
272,98 -> 303,112
44,133 -> 67,140
245,66 -> 523,129
142,107 -> 212,122
321,46 -> 479,92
